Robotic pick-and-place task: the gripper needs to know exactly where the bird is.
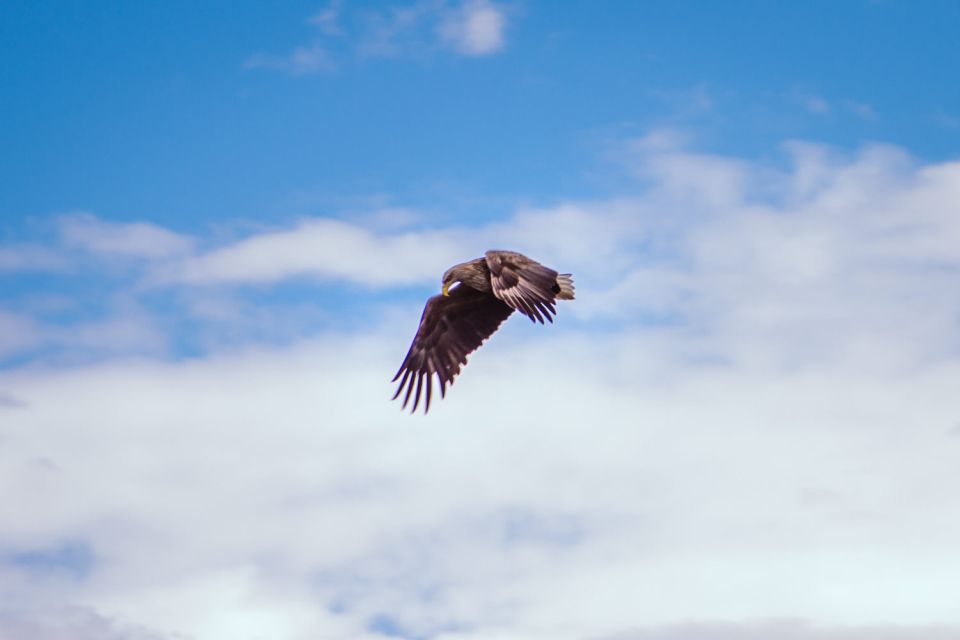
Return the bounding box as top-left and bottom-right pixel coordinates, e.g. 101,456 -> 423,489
392,250 -> 575,413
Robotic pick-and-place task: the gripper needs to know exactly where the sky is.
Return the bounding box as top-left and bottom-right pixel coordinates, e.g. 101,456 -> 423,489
1,1 -> 960,638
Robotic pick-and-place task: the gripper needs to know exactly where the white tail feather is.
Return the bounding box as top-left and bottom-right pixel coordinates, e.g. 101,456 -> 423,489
556,274 -> 575,300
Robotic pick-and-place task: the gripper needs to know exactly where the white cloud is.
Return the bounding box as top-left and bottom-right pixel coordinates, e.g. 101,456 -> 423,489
58,213 -> 195,260
151,217 -> 469,287
2,328 -> 960,638
3,135 -> 960,638
437,0 -> 508,56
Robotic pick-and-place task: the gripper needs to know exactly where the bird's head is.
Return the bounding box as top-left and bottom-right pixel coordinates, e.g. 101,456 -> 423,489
441,267 -> 459,297
441,263 -> 472,296
441,260 -> 489,296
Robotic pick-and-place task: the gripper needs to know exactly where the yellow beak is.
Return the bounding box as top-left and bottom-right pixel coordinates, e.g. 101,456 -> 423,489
442,283 -> 450,297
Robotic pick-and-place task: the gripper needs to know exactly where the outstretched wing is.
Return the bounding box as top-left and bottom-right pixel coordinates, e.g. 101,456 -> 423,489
392,287 -> 514,414
484,250 -> 562,324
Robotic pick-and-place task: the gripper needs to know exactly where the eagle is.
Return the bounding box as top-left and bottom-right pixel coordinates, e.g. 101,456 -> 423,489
392,250 -> 575,413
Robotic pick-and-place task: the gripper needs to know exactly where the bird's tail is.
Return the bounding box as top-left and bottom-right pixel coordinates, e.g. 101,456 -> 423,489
556,274 -> 575,300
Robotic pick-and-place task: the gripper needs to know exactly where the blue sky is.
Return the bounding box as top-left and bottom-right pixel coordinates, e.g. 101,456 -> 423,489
2,0 -> 958,227
2,2 -> 960,639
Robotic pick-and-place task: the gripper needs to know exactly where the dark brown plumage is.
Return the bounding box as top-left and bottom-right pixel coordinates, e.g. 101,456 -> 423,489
392,250 -> 575,413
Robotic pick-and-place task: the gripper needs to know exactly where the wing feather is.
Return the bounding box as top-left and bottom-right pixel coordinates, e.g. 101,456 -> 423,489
485,250 -> 564,323
392,287 -> 514,414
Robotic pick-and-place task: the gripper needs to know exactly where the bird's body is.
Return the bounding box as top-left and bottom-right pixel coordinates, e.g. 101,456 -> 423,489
392,250 -> 575,413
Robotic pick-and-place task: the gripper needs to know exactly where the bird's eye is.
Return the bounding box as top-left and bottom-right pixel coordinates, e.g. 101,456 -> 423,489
447,281 -> 461,291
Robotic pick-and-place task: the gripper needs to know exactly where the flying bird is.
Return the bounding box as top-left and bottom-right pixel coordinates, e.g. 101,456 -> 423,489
392,250 -> 575,413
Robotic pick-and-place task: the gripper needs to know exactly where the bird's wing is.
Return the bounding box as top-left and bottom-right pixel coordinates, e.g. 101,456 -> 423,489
484,250 -> 561,324
392,287 -> 514,413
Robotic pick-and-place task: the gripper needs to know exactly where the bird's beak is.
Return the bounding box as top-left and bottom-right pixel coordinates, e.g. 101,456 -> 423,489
442,283 -> 450,297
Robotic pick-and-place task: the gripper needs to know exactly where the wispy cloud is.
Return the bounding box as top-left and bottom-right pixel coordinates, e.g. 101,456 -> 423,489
0,244 -> 67,272
802,94 -> 831,115
648,84 -> 717,119
243,43 -> 337,75
932,111 -> 960,129
437,0 -> 508,56
790,89 -> 877,121
308,0 -> 343,36
245,0 -> 511,75
843,99 -> 877,120
355,1 -> 443,59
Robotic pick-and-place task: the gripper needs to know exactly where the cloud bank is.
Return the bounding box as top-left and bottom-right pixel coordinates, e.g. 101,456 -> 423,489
1,135 -> 959,638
